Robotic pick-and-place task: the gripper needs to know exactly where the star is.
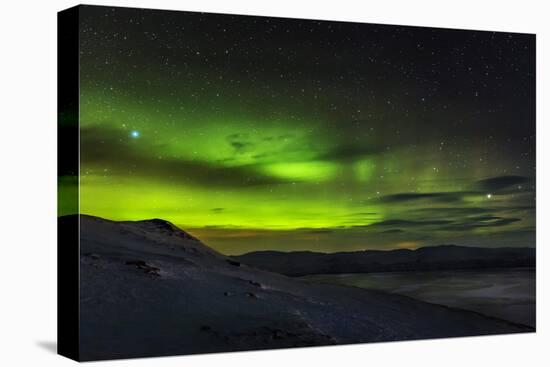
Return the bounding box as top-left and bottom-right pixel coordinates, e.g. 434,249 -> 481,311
487,194 -> 492,199
130,130 -> 140,138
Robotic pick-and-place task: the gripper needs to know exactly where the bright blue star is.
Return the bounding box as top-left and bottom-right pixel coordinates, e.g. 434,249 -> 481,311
130,130 -> 140,138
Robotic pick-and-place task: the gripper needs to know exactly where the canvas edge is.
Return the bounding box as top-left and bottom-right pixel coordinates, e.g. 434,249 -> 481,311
57,4 -> 81,362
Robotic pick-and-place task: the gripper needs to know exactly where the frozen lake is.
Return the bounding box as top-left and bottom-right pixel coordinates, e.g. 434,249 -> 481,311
302,268 -> 535,327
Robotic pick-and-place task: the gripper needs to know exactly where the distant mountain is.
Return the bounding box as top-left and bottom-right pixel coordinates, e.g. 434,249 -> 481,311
233,245 -> 535,276
63,215 -> 531,360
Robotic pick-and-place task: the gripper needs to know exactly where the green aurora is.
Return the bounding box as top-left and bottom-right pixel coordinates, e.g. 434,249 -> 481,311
59,6 -> 535,254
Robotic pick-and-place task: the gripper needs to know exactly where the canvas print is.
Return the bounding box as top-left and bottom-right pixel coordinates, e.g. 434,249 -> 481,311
58,5 -> 536,361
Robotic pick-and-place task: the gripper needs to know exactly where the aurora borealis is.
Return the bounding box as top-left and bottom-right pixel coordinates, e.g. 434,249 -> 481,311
59,5 -> 535,254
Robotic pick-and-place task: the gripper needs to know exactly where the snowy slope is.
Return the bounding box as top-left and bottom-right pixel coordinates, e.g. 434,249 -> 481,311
68,215 -> 531,361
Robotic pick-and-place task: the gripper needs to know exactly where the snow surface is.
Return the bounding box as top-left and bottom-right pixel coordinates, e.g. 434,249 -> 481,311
74,215 -> 531,361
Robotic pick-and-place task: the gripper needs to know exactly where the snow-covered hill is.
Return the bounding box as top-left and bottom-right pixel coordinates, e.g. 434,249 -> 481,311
67,215 -> 531,361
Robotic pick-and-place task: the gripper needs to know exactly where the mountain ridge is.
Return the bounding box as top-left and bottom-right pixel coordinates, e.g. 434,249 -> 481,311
234,244 -> 535,276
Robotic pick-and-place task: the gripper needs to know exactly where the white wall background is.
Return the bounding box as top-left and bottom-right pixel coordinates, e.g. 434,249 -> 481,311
0,0 -> 547,365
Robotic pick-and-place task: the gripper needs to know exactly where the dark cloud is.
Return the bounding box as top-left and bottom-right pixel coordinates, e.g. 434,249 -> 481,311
506,205 -> 536,212
226,133 -> 254,154
211,208 -> 225,213
380,229 -> 405,234
476,175 -> 530,191
81,126 -> 289,187
361,215 -> 520,233
365,219 -> 454,228
230,141 -> 253,153
379,192 -> 466,203
441,216 -> 521,231
409,207 -> 496,216
408,206 -> 534,220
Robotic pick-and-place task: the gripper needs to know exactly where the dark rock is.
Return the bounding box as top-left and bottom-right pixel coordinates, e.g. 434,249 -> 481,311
226,259 -> 241,267
248,280 -> 262,288
125,260 -> 147,267
125,260 -> 160,276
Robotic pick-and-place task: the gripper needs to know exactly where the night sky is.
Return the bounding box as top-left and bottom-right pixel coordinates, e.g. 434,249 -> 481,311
60,5 -> 536,254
